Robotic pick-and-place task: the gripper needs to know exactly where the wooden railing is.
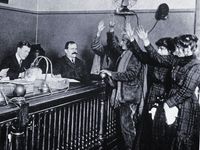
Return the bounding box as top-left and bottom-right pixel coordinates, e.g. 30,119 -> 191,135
0,82 -> 118,150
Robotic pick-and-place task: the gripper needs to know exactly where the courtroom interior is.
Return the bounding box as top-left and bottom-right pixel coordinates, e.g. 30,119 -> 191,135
0,0 -> 199,150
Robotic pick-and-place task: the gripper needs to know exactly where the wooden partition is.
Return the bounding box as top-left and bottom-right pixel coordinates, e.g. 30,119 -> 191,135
0,82 -> 118,150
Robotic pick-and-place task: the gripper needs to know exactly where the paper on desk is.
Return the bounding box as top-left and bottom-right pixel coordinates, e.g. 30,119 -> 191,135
0,77 -> 10,81
0,68 -> 9,77
53,74 -> 80,82
67,78 -> 80,83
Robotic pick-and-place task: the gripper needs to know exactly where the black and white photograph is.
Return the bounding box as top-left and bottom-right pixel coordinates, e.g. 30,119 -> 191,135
0,0 -> 199,150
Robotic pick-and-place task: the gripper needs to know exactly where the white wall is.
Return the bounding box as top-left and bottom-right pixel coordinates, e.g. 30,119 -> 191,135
0,0 -> 196,11
37,0 -> 195,11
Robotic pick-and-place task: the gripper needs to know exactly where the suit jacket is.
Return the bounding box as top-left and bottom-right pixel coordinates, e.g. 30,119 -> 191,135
111,52 -> 144,104
53,56 -> 89,82
0,54 -> 31,80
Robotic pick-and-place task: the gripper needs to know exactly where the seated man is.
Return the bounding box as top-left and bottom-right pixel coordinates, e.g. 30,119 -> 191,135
53,41 -> 89,82
0,41 -> 31,80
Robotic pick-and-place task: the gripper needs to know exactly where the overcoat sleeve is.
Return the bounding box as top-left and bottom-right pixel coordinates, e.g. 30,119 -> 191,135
144,44 -> 174,68
91,36 -> 105,57
166,64 -> 200,107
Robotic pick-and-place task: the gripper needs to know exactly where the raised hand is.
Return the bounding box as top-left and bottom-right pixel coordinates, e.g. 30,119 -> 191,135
125,23 -> 135,42
136,26 -> 148,40
136,26 -> 150,46
97,20 -> 105,37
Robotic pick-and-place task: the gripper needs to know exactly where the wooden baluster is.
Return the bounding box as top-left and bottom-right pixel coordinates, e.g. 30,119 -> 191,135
98,84 -> 106,150
88,99 -> 93,148
107,99 -> 111,137
42,111 -> 47,150
77,102 -> 83,150
47,110 -> 52,150
6,123 -> 11,150
74,104 -> 78,149
57,108 -> 62,150
85,100 -> 90,148
24,122 -> 28,150
31,115 -> 35,150
92,98 -> 96,145
52,109 -> 57,150
36,113 -> 41,150
65,106 -> 71,149
81,101 -> 86,149
95,97 -> 100,144
61,107 -> 66,150
70,105 -> 75,150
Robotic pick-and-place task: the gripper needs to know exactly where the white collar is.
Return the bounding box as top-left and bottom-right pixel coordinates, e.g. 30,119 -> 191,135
67,56 -> 75,63
15,53 -> 22,65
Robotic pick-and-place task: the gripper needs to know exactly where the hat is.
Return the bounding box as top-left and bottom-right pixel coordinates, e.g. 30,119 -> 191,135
174,34 -> 198,48
31,44 -> 45,56
155,37 -> 175,53
155,3 -> 169,20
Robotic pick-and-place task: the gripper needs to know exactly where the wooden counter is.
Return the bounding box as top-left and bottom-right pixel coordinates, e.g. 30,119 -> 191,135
0,81 -> 118,150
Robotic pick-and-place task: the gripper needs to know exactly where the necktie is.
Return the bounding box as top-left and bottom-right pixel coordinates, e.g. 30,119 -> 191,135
72,58 -> 75,64
19,59 -> 23,67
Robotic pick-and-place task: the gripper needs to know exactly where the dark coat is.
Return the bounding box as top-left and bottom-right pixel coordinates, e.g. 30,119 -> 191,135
0,55 -> 31,80
145,44 -> 200,149
106,32 -> 145,150
111,52 -> 144,104
128,41 -> 172,108
129,41 -> 176,149
53,56 -> 89,82
108,33 -> 145,105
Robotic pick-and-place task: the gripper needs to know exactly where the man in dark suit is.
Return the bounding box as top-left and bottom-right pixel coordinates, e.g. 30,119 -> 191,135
0,41 -> 31,80
53,41 -> 88,82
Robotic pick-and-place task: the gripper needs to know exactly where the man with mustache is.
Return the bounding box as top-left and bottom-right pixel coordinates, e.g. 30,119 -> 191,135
53,41 -> 88,82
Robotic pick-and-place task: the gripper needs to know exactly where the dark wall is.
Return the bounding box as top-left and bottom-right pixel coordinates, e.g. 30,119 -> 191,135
0,7 -> 36,62
37,10 -> 195,71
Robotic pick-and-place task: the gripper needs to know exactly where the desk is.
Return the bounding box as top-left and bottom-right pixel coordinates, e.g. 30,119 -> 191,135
0,82 -> 118,150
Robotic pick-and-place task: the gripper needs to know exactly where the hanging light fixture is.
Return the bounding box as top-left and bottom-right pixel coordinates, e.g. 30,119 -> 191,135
113,0 -> 137,15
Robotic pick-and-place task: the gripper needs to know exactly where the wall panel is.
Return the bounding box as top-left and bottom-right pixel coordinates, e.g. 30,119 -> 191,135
37,10 -> 195,71
37,0 -> 195,11
0,8 -> 36,62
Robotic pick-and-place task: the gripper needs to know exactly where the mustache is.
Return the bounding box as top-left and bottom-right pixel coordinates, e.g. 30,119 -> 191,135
72,52 -> 78,54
